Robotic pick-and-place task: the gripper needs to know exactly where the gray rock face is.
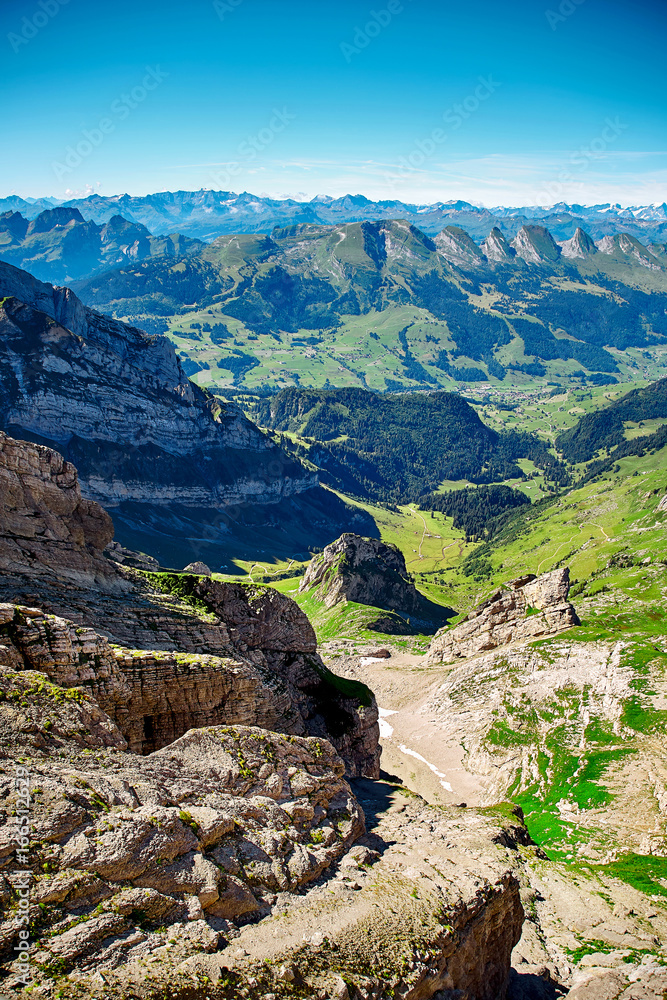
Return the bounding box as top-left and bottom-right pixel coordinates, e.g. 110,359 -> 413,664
299,533 -> 452,629
435,225 -> 487,266
511,225 -> 562,264
481,226 -> 516,261
0,711 -> 365,974
0,660 -> 529,999
0,264 -> 315,511
428,567 -> 579,663
560,227 -> 598,259
0,431 -> 122,591
596,232 -> 665,270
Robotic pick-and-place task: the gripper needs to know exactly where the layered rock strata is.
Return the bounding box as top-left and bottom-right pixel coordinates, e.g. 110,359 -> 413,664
108,779 -> 528,1000
0,657 -> 528,1000
0,431 -> 122,591
0,432 -> 380,777
0,263 -> 313,509
0,599 -> 380,777
428,567 -> 579,663
0,700 -> 365,980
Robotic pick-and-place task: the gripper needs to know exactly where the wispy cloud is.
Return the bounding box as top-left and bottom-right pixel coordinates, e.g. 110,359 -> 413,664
125,151 -> 667,208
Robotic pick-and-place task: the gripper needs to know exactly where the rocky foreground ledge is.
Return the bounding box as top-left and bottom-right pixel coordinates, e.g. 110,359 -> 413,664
0,599 -> 529,999
0,430 -> 529,998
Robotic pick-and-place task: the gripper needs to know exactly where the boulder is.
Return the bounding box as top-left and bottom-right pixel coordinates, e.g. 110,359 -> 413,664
183,561 -> 212,576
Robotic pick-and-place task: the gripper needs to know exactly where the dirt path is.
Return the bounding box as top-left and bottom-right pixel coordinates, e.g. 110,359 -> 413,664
536,520 -> 611,574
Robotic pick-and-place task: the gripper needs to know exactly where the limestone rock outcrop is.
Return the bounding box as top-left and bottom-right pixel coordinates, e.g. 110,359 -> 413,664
0,653 -> 528,1000
104,540 -> 160,571
300,533 -> 452,630
0,713 -> 365,977
0,431 -> 122,591
0,432 -> 380,777
428,567 -> 579,663
0,600 -> 380,776
0,263 -> 313,510
0,263 -> 372,567
510,225 -> 561,264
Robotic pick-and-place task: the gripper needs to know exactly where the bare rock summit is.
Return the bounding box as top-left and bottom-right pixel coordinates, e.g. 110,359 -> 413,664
300,533 -> 452,632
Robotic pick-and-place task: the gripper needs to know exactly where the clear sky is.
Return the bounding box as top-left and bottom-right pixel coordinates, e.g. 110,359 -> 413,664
1,0 -> 666,206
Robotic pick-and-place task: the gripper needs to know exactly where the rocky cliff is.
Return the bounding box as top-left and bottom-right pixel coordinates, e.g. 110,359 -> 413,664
0,657 -> 529,998
0,681 -> 366,981
300,533 -> 452,632
0,430 -> 122,592
0,431 -> 380,777
428,568 -> 579,663
0,436 -> 530,999
0,261 -> 371,568
0,596 -> 380,776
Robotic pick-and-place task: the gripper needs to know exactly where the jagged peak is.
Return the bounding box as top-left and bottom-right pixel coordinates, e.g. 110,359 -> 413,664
435,225 -> 487,266
511,225 -> 561,264
481,226 -> 515,261
559,227 -> 597,259
596,232 -> 665,270
26,206 -> 85,235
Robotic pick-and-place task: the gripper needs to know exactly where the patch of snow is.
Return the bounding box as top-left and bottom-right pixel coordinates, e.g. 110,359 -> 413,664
398,744 -> 453,792
378,706 -> 398,738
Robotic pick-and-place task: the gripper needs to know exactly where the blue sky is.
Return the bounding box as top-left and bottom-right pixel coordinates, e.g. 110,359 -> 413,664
1,0 -> 666,206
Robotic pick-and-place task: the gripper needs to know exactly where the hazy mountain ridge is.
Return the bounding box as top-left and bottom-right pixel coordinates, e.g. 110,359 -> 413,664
2,189 -> 667,243
0,206 -> 202,284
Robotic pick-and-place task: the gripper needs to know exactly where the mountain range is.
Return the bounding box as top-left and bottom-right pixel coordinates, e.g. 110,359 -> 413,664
67,217 -> 667,393
2,190 -> 667,242
0,205 -> 201,283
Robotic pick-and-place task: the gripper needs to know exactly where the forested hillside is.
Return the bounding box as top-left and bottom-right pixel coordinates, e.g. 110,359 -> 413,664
422,484 -> 531,541
69,218 -> 667,394
556,377 -> 667,461
250,387 -> 567,502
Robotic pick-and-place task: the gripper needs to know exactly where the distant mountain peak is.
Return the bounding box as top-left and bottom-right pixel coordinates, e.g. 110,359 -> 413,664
481,226 -> 515,261
435,225 -> 487,266
560,227 -> 597,259
597,232 -> 664,270
26,206 -> 85,235
511,225 -> 561,264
